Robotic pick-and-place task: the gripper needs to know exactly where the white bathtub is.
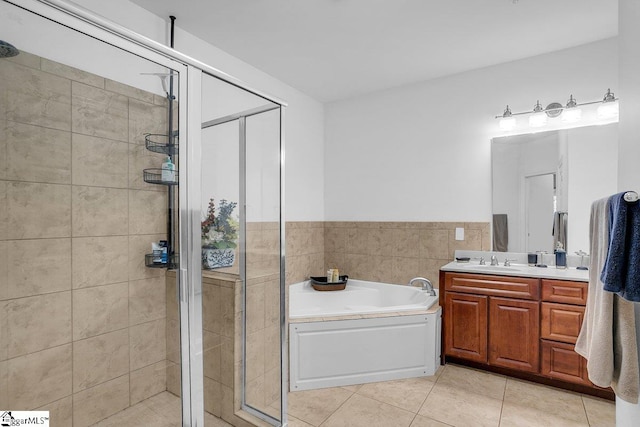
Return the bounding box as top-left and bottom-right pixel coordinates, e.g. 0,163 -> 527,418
289,279 -> 439,319
289,279 -> 442,391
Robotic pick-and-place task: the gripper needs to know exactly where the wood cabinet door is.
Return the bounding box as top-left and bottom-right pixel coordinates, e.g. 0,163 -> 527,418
444,292 -> 488,363
541,339 -> 592,386
488,297 -> 540,372
541,302 -> 585,344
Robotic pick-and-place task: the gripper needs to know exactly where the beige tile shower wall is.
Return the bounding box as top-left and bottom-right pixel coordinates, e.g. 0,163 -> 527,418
324,222 -> 490,286
285,221 -> 325,285
0,51 -> 169,426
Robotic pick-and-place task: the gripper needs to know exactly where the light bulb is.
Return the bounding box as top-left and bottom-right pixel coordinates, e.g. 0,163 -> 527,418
529,113 -> 547,127
499,116 -> 516,131
562,108 -> 582,123
597,101 -> 619,119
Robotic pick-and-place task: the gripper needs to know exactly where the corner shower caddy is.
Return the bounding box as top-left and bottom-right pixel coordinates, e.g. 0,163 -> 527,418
143,133 -> 179,269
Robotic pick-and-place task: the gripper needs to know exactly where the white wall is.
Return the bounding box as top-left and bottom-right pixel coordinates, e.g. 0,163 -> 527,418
325,38 -> 618,221
616,0 -> 640,424
4,0 -> 325,222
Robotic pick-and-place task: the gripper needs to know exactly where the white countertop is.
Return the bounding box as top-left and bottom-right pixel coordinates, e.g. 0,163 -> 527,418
441,250 -> 590,282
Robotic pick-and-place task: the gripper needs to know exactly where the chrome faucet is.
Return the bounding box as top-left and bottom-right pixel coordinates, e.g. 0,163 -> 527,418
490,255 -> 499,266
504,258 -> 516,267
409,277 -> 436,296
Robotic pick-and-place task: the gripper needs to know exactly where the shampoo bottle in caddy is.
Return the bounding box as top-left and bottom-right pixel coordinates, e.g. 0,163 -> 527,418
161,156 -> 175,182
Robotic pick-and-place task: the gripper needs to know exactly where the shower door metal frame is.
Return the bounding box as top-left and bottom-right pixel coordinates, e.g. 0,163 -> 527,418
10,1 -> 288,426
201,102 -> 287,427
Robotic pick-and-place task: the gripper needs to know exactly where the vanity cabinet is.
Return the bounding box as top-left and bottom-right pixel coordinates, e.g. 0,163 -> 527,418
443,273 -> 539,373
440,271 -> 610,398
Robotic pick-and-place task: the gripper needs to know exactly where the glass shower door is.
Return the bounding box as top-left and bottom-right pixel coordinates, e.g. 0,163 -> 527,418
199,72 -> 286,426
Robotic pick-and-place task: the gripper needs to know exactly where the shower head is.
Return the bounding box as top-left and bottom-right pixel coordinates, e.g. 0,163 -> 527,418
0,40 -> 20,58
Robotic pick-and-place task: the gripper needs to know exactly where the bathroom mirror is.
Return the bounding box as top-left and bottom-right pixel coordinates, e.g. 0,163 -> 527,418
491,123 -> 618,254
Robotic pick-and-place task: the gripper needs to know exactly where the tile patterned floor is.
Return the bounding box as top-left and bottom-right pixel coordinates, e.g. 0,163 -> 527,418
93,364 -> 615,427
287,364 -> 615,427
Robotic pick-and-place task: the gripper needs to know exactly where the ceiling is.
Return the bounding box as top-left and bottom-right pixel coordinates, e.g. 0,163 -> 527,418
129,0 -> 617,103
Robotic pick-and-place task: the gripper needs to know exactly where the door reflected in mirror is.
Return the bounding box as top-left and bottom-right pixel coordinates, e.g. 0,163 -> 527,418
491,123 -> 618,254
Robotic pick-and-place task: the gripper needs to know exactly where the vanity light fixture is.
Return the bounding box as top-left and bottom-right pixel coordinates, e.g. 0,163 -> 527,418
528,100 -> 547,127
496,88 -> 619,130
499,105 -> 516,131
562,95 -> 582,123
597,89 -> 619,119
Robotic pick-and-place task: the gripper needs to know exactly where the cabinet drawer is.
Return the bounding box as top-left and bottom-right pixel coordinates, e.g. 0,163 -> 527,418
444,273 -> 539,300
541,303 -> 585,344
541,279 -> 587,305
540,339 -> 591,386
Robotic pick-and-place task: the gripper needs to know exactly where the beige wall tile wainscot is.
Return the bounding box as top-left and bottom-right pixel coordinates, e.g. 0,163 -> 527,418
284,221 -> 489,287
0,51 -> 171,426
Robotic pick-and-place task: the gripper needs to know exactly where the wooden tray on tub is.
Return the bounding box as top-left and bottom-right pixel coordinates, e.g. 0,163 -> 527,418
310,275 -> 349,291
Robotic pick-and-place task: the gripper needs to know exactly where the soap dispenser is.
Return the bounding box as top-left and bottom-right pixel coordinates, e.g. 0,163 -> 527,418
555,242 -> 567,269
161,156 -> 175,182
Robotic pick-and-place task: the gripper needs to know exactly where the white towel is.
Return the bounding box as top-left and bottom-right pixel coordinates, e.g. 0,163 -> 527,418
575,196 -> 639,403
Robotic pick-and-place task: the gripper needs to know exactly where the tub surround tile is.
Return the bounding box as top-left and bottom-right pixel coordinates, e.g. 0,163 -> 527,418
6,291 -> 71,358
419,229 -> 450,259
72,236 -> 128,289
72,374 -> 130,427
6,182 -> 71,239
418,382 -> 502,427
7,344 -> 72,410
5,121 -> 71,184
72,133 -> 129,188
130,361 -> 167,405
73,329 -> 130,392
73,282 -> 128,340
322,393 -> 415,427
71,82 -> 128,142
7,238 -> 71,299
130,318 -> 166,371
72,186 -> 128,237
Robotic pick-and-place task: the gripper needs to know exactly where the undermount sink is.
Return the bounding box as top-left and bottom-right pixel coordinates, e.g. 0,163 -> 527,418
461,264 -> 522,273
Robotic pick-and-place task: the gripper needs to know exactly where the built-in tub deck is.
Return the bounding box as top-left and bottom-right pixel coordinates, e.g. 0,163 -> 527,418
289,279 -> 442,391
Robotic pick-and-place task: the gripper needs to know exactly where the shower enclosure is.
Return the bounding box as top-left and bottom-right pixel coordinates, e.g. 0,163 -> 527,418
0,1 -> 287,426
